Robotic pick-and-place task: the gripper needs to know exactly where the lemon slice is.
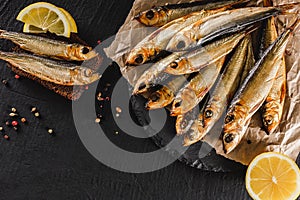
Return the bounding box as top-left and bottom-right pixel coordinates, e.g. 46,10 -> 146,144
16,2 -> 73,37
246,152 -> 300,200
22,7 -> 77,34
59,8 -> 77,33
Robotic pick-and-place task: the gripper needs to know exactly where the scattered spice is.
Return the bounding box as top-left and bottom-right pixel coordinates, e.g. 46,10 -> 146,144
97,40 -> 101,44
21,118 -> 27,123
11,121 -> 18,127
3,135 -> 9,140
85,85 -> 89,90
95,118 -> 101,123
11,108 -> 17,113
34,112 -> 40,118
48,129 -> 54,135
115,131 -> 119,135
0,127 -> 3,131
14,74 -> 20,79
9,113 -> 18,117
5,121 -> 10,126
116,107 -> 122,113
116,113 -> 120,118
2,79 -> 8,86
31,107 -> 37,113
13,127 -> 18,131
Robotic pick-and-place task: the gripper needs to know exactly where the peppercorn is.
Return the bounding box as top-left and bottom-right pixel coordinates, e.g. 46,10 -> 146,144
1,79 -> 8,86
21,118 -> 27,123
34,112 -> 40,118
48,129 -> 54,134
9,113 -> 18,117
11,121 -> 18,127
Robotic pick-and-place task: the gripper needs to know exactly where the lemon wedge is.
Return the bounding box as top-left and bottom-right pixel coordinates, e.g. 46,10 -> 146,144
246,152 -> 300,200
17,2 -> 77,37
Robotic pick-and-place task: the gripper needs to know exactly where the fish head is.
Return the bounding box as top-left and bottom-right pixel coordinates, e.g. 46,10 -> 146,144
202,103 -> 221,130
166,30 -> 195,51
262,101 -> 281,134
69,45 -> 98,60
133,76 -> 153,95
134,8 -> 166,26
222,106 -> 248,154
146,86 -> 174,110
176,110 -> 199,135
126,44 -> 159,66
164,57 -> 191,75
170,88 -> 196,116
183,116 -> 206,146
77,68 -> 101,85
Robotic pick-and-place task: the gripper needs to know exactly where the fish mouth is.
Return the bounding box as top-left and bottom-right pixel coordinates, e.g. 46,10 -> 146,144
170,99 -> 182,116
222,131 -> 240,154
84,50 -> 98,60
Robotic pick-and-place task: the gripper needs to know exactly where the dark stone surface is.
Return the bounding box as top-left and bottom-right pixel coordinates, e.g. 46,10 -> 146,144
1,0 -> 294,200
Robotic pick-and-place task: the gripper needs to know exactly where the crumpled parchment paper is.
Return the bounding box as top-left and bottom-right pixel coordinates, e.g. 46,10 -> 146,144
105,0 -> 300,165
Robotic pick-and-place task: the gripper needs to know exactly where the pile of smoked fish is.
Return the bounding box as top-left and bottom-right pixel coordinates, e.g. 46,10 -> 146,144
0,30 -> 100,86
126,0 -> 300,154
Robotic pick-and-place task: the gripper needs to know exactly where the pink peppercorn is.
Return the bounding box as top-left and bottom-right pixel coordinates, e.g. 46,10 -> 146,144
11,121 -> 18,126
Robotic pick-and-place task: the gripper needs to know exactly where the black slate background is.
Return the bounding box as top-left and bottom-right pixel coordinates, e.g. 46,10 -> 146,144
0,0 -> 261,199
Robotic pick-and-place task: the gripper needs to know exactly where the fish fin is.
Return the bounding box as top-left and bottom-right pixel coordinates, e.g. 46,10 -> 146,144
249,99 -> 265,115
280,82 -> 286,104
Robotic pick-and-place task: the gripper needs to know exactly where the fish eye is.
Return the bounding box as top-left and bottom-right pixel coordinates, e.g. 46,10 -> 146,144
145,10 -> 155,20
224,133 -> 235,143
170,62 -> 178,69
176,41 -> 186,50
81,47 -> 90,54
84,69 -> 93,77
134,54 -> 144,64
205,110 -> 213,118
174,101 -> 182,108
150,93 -> 160,102
264,117 -> 273,125
225,114 -> 235,124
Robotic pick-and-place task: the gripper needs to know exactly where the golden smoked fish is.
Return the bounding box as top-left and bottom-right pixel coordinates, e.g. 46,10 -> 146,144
261,17 -> 286,134
146,75 -> 188,110
0,30 -> 97,61
0,51 -> 100,86
222,28 -> 292,154
202,36 -> 253,139
134,0 -> 247,27
164,32 -> 245,75
126,7 -> 228,66
133,52 -> 185,95
170,57 -> 225,116
166,7 -> 281,51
